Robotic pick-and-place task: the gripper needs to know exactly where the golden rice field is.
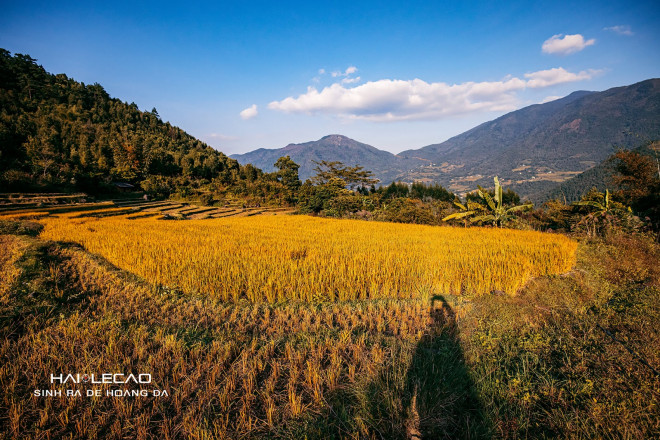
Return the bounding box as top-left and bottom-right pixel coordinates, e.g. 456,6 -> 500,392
36,214 -> 577,301
3,205 -> 658,439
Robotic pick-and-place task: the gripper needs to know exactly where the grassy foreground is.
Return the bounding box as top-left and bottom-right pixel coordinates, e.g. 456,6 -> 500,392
0,219 -> 658,439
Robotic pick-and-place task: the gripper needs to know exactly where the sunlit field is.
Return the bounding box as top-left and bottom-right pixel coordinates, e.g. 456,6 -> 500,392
38,214 -> 577,300
1,203 -> 658,439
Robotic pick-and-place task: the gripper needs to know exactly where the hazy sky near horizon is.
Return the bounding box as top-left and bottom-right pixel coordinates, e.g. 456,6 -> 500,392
1,1 -> 658,154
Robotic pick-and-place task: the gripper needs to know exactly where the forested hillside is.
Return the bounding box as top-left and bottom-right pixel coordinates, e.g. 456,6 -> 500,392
535,141 -> 660,203
396,79 -> 660,198
0,49 -> 274,198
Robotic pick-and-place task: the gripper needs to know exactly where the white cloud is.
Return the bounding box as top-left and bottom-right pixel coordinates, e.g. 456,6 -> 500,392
268,67 -> 599,122
542,34 -> 596,55
318,68 -> 326,75
329,66 -> 361,85
524,67 -> 601,88
332,66 -> 358,77
342,76 -> 361,84
604,25 -> 633,36
239,104 -> 258,120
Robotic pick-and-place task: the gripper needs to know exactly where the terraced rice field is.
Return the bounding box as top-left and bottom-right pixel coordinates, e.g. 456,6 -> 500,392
0,193 -> 295,220
5,194 -> 651,440
0,194 -> 578,301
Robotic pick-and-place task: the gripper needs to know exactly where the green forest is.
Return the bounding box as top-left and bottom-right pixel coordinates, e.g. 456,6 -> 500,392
0,49 -> 297,203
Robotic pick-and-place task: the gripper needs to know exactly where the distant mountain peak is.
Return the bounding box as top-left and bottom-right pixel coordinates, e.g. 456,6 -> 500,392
321,134 -> 348,139
231,134 -> 423,182
320,134 -> 356,145
566,90 -> 593,97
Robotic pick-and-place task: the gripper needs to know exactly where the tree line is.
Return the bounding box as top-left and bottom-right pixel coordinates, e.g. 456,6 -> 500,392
287,150 -> 660,235
0,49 -> 293,203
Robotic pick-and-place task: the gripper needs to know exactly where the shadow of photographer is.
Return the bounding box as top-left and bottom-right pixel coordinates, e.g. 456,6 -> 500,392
283,295 -> 491,439
401,295 -> 490,439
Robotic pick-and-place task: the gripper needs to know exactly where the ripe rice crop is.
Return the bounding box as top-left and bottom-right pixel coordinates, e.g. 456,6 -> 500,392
38,215 -> 577,301
0,232 -> 440,439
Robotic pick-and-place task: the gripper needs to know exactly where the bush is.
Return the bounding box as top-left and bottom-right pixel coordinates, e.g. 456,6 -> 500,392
199,193 -> 215,206
323,194 -> 363,217
375,199 -> 437,225
0,220 -> 44,237
140,175 -> 175,198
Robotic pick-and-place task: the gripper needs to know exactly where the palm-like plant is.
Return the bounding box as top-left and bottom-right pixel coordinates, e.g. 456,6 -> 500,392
441,200 -> 485,227
572,188 -> 614,213
572,189 -> 631,236
443,177 -> 533,227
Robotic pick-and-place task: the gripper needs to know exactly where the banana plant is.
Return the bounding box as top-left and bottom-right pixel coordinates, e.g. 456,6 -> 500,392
443,177 -> 532,227
442,199 -> 486,227
572,188 -> 615,214
571,189 -> 631,236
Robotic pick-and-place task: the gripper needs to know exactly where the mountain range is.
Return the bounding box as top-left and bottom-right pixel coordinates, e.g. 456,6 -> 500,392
5,48 -> 657,205
231,78 -> 660,200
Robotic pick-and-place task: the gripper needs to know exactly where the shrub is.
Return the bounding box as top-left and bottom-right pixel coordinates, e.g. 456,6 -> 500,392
0,220 -> 44,237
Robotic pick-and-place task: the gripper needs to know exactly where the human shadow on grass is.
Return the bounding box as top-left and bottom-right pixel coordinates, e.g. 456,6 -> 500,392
399,295 -> 490,439
280,295 -> 491,439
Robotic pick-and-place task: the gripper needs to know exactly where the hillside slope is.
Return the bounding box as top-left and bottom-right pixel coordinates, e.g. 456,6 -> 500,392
0,49 -> 242,192
531,142 -> 660,204
398,79 -> 660,197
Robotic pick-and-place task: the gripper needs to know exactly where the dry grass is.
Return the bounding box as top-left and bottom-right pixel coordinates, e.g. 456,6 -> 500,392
0,233 -> 453,439
0,209 -> 576,438
0,211 -> 657,439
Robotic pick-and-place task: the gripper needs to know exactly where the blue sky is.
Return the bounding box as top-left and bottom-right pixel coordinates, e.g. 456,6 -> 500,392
1,0 -> 658,154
